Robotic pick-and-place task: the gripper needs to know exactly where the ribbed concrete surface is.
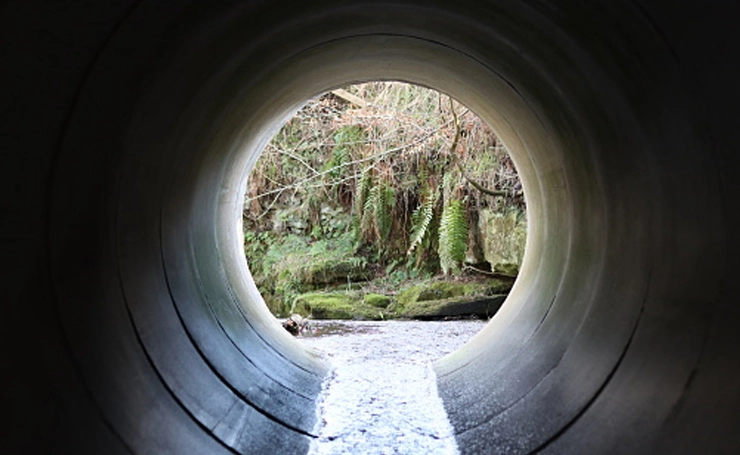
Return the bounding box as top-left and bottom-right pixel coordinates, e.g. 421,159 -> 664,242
1,1 -> 738,454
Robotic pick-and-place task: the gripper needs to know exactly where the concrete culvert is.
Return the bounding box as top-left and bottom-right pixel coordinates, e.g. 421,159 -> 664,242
2,1 -> 739,454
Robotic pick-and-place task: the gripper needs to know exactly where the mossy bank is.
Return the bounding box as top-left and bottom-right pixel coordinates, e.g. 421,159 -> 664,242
289,275 -> 515,321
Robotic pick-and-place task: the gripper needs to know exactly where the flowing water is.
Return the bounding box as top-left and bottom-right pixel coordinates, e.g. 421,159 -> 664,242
300,319 -> 488,455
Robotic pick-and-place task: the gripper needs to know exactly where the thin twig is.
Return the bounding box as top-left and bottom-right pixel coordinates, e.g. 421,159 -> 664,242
447,97 -> 507,198
245,120 -> 455,203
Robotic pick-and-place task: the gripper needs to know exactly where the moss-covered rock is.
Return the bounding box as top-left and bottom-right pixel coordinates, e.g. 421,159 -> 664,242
485,277 -> 516,294
292,292 -> 355,319
493,262 -> 519,277
401,294 -> 507,319
394,277 -> 513,319
395,285 -> 424,308
305,257 -> 369,285
479,209 -> 527,268
291,291 -> 386,320
417,281 -> 487,301
397,279 -> 512,305
364,293 -> 392,308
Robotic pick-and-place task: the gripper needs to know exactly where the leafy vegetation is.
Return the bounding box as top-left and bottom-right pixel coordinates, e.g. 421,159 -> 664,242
438,196 -> 469,275
243,82 -> 526,317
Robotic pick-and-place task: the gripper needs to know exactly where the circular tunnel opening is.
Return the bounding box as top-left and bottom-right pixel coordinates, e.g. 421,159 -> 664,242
40,2 -> 727,454
241,81 -> 526,334
195,28 -> 573,452
169,32 -> 552,452
211,31 -> 547,367
104,28 -> 580,454
237,80 -> 528,451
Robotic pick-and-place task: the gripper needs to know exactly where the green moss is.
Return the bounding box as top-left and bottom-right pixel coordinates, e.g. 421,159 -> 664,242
291,291 -> 386,320
363,293 -> 392,308
306,257 -> 369,285
394,277 -> 513,314
416,280 -> 501,301
493,262 -> 519,277
479,209 -> 527,268
396,285 -> 424,307
401,294 -> 506,319
487,277 -> 515,293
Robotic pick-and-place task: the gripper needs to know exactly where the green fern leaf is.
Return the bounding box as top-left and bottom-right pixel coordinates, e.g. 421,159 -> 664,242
374,182 -> 395,240
407,188 -> 439,255
439,198 -> 468,275
354,170 -> 373,216
360,184 -> 379,241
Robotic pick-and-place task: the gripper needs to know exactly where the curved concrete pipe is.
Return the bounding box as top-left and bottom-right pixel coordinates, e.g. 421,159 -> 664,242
2,1 -> 739,454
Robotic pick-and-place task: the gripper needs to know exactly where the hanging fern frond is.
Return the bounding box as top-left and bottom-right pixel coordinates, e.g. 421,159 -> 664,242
352,170 -> 373,239
354,170 -> 373,217
360,183 -> 379,242
374,182 -> 396,241
407,187 -> 439,255
439,198 -> 469,275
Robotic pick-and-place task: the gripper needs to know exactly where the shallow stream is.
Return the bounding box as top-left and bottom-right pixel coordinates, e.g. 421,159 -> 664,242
300,319 -> 488,455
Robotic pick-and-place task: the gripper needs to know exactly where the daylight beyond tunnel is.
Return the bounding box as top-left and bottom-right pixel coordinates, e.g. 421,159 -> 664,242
244,82 -> 525,322
2,1 -> 739,455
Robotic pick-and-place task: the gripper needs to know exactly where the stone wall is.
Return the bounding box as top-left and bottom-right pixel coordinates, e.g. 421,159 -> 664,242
477,209 -> 527,268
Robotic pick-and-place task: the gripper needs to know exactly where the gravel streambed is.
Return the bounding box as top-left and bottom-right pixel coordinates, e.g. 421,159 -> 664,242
300,320 -> 487,455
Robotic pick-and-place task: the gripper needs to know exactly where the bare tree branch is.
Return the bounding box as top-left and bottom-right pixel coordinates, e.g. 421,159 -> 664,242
265,143 -> 320,175
244,119 -> 454,203
447,97 -> 507,198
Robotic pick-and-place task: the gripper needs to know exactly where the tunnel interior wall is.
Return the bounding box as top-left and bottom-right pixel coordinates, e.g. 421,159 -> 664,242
1,1 -> 739,454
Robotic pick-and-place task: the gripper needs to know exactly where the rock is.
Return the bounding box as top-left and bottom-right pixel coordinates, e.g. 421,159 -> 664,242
396,279 -> 513,308
478,209 -> 527,268
363,293 -> 392,308
401,294 -> 507,319
393,278 -> 513,320
292,291 -> 385,320
305,258 -> 370,286
282,314 -> 309,335
493,262 -> 519,277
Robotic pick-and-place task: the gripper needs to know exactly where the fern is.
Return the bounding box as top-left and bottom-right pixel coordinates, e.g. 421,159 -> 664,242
407,187 -> 439,255
355,171 -> 373,215
374,182 -> 395,241
360,184 -> 378,241
439,198 -> 468,275
353,170 -> 373,238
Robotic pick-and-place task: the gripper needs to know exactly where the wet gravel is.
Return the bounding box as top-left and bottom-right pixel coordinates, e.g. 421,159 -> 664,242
300,319 -> 488,455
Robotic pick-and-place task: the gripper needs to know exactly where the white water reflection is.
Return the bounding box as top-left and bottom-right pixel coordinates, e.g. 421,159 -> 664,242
301,320 -> 487,455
